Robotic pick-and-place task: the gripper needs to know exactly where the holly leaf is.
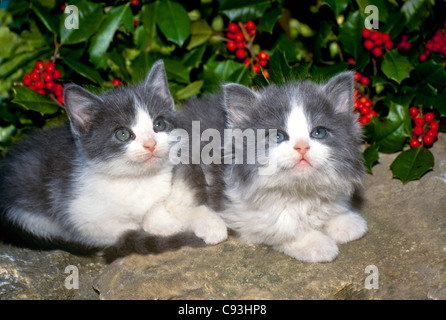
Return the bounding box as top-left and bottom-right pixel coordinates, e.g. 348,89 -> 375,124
60,0 -> 104,45
390,147 -> 434,184
88,4 -> 132,67
12,86 -> 60,114
381,49 -> 414,84
322,0 -> 349,17
370,102 -> 412,154
363,144 -> 379,174
268,50 -> 292,86
187,20 -> 212,50
218,0 -> 271,21
63,57 -> 103,84
257,7 -> 282,34
156,1 -> 190,47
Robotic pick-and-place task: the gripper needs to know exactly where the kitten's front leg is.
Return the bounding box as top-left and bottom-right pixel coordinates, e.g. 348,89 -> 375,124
324,211 -> 368,244
275,230 -> 339,263
142,203 -> 184,237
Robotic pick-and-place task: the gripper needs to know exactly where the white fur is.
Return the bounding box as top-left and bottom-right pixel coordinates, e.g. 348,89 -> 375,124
223,102 -> 367,263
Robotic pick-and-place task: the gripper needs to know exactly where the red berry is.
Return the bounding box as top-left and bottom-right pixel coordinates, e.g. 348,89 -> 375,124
360,76 -> 370,86
227,32 -> 235,39
252,64 -> 260,73
45,61 -> 55,74
413,126 -> 424,136
370,31 -> 381,41
364,40 -> 374,50
45,81 -> 55,91
243,58 -> 251,66
425,42 -> 433,51
35,60 -> 45,70
372,46 -> 383,58
36,89 -> 46,95
384,41 -> 394,50
258,51 -> 269,60
360,105 -> 370,115
248,29 -> 256,36
347,58 -> 356,65
425,129 -> 438,139
430,121 -> 439,131
57,95 -> 64,105
359,115 -> 371,125
28,85 -> 36,91
374,37 -> 383,46
262,69 -> 269,79
409,107 -> 419,118
34,80 -> 44,90
112,78 -> 122,86
432,43 -> 441,53
410,138 -> 421,148
370,110 -> 378,117
383,33 -> 391,42
131,0 -> 139,6
414,117 -> 424,127
362,28 -> 371,38
31,72 -> 41,81
245,20 -> 256,31
226,40 -> 237,51
23,74 -> 32,86
354,72 -> 362,82
53,69 -> 61,80
237,42 -> 245,49
234,32 -> 244,43
43,72 -> 53,83
259,59 -> 268,67
403,41 -> 410,50
424,112 -> 435,123
419,53 -> 427,62
228,23 -> 239,33
423,135 -> 434,146
235,49 -> 247,59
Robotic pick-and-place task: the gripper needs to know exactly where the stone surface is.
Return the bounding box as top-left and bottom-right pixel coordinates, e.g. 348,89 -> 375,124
1,134 -> 445,300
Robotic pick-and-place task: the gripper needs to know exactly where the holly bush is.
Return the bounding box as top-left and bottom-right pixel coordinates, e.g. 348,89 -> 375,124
0,0 -> 445,183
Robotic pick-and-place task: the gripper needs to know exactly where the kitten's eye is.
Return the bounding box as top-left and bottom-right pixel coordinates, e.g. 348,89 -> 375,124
153,118 -> 167,132
310,127 -> 328,139
115,129 -> 132,142
268,130 -> 287,143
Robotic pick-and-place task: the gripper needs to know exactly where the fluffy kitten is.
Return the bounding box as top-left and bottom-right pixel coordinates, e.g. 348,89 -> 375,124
220,72 -> 367,263
0,61 -> 227,255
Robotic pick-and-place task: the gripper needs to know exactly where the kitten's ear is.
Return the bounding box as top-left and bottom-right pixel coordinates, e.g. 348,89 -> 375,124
322,71 -> 354,113
64,84 -> 103,136
142,60 -> 174,107
223,83 -> 260,124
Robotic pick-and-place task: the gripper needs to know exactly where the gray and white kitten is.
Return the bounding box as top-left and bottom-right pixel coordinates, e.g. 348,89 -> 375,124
0,61 -> 227,256
220,72 -> 367,262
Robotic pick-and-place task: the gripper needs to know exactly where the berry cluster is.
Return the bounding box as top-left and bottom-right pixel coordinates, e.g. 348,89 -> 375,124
409,107 -> 439,148
419,26 -> 446,63
362,28 -> 393,58
354,89 -> 377,125
226,21 -> 269,78
354,71 -> 370,86
112,78 -> 122,86
397,35 -> 411,51
22,60 -> 64,105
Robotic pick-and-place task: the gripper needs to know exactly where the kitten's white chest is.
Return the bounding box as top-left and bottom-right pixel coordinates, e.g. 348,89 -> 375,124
68,166 -> 172,246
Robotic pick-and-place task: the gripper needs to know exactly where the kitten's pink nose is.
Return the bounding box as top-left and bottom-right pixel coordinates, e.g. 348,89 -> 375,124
294,140 -> 310,156
144,138 -> 157,152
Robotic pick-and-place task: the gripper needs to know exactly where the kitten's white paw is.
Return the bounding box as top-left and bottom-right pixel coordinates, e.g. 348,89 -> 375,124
277,231 -> 339,263
190,213 -> 228,245
324,212 -> 368,244
143,213 -> 184,237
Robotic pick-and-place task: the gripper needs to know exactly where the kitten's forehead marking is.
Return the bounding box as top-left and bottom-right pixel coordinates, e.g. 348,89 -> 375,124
287,100 -> 310,143
133,100 -> 155,140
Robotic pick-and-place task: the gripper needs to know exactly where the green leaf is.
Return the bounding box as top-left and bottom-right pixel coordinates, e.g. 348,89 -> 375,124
412,60 -> 446,90
363,144 -> 380,174
175,80 -> 204,100
268,50 -> 292,86
89,4 -> 132,67
400,0 -> 428,32
182,45 -> 206,69
141,1 -> 159,46
0,124 -> 16,143
60,0 -> 104,45
131,52 -> 154,83
390,147 -> 434,184
12,86 -> 60,114
107,50 -> 131,83
156,1 -> 191,47
381,49 -> 414,84
218,0 -> 271,21
257,7 -> 282,34
228,65 -> 250,86
370,102 -> 412,154
164,59 -> 190,84
322,0 -> 349,17
63,57 -> 103,84
339,11 -> 366,60
31,0 -> 59,34
187,19 -> 212,50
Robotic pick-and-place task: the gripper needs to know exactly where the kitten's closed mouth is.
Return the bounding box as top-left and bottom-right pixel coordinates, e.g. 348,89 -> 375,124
295,159 -> 312,168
